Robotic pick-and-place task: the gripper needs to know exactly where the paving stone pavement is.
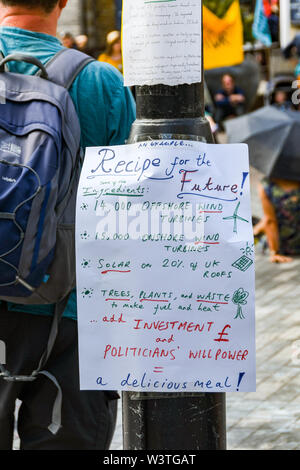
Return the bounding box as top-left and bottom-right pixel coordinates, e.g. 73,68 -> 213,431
109,164 -> 300,451
13,162 -> 300,451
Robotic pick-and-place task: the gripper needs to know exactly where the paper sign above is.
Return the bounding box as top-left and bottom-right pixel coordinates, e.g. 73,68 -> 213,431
122,0 -> 202,86
76,140 -> 256,393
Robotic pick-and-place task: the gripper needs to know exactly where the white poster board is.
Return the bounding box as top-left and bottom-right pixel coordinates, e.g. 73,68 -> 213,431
76,140 -> 256,393
122,0 -> 202,86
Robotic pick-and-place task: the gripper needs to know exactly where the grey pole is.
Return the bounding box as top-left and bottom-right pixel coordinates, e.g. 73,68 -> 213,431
122,2 -> 226,451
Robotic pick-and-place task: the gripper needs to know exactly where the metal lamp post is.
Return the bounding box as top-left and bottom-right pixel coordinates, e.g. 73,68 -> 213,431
122,1 -> 226,451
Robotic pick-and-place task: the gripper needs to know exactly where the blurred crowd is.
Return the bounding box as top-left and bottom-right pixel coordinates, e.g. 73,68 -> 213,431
58,29 -> 122,74
212,34 -> 300,267
58,18 -> 300,267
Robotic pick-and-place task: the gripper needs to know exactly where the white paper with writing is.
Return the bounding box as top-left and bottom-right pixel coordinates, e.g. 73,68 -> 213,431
76,140 -> 256,393
122,0 -> 202,86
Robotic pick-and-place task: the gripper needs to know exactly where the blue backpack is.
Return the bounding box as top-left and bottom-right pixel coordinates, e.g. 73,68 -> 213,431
0,49 -> 93,304
0,48 -> 94,434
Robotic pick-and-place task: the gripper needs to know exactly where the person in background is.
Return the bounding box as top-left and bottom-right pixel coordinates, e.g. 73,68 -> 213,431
267,4 -> 279,43
214,73 -> 246,129
254,178 -> 300,263
60,31 -> 78,49
263,0 -> 279,43
282,34 -> 300,90
98,30 -> 122,74
293,52 -> 300,106
75,34 -> 88,53
272,89 -> 294,111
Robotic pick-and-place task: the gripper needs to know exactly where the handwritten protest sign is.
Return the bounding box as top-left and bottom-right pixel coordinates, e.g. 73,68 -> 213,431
76,140 -> 256,393
122,0 -> 202,86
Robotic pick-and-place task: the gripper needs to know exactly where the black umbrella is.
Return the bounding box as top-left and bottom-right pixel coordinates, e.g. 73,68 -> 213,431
282,34 -> 300,59
225,105 -> 300,182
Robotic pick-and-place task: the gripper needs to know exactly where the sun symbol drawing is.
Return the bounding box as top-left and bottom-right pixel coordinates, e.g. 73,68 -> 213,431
80,202 -> 88,210
81,258 -> 91,268
81,288 -> 94,299
240,242 -> 254,257
80,230 -> 90,240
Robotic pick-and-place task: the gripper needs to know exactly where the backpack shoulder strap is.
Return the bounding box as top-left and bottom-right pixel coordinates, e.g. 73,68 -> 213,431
38,48 -> 95,90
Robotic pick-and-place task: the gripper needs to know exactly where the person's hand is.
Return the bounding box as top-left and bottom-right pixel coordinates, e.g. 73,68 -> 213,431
230,94 -> 244,104
215,93 -> 224,102
270,253 -> 293,263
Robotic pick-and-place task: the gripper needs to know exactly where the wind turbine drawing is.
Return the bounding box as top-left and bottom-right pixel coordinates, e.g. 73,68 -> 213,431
223,201 -> 249,233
